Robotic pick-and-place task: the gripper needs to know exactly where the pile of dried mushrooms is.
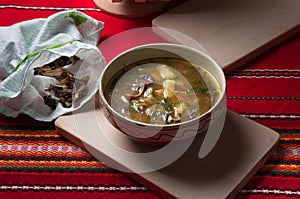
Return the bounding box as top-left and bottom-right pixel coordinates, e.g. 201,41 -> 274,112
34,56 -> 88,110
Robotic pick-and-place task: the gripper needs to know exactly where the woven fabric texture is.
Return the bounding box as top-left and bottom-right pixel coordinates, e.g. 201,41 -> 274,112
0,0 -> 299,198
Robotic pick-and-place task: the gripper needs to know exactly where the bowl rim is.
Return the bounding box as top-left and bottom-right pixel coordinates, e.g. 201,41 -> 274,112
99,43 -> 226,127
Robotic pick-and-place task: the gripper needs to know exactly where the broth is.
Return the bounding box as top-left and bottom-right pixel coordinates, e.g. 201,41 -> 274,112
105,57 -> 220,125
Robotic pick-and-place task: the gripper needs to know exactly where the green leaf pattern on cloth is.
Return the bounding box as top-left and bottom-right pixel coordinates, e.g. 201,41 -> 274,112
65,11 -> 88,26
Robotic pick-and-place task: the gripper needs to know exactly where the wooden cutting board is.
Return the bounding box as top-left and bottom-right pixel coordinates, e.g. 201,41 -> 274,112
55,96 -> 279,198
153,0 -> 300,72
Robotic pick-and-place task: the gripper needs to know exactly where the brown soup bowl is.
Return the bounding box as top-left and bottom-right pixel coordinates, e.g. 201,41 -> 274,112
99,43 -> 226,145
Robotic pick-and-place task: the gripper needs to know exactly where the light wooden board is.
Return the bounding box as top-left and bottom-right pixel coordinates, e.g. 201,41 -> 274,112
152,0 -> 300,72
55,96 -> 279,198
93,0 -> 168,18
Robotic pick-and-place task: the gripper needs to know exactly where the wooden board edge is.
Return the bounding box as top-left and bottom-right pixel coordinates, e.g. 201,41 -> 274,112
55,120 -> 176,198
152,17 -> 300,74
55,110 -> 280,199
226,133 -> 280,198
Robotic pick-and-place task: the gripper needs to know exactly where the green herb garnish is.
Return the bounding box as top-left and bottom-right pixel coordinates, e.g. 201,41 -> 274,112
170,76 -> 180,81
195,87 -> 208,93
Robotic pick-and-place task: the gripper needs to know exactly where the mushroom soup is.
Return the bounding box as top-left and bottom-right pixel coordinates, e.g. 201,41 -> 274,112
105,57 -> 221,125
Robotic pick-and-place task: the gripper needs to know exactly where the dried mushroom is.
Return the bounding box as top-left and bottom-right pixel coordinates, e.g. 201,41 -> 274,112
34,56 -> 88,110
126,84 -> 147,100
43,95 -> 58,110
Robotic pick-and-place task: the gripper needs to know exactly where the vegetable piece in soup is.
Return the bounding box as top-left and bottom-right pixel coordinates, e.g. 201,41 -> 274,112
105,58 -> 220,125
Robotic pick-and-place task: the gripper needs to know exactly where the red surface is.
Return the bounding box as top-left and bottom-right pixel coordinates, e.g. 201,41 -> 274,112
0,0 -> 299,198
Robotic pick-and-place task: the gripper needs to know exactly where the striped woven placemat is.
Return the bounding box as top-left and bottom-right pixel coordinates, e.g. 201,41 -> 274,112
0,1 -> 299,198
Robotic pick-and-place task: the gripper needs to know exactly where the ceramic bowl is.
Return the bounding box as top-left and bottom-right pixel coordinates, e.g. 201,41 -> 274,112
99,43 -> 226,145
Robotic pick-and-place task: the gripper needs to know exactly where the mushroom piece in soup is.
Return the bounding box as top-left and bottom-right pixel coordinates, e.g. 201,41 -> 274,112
105,57 -> 220,125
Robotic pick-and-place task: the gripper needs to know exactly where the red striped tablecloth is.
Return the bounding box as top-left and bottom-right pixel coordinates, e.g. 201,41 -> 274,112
0,0 -> 299,198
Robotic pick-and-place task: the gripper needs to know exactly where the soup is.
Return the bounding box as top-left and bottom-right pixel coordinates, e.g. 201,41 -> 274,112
105,57 -> 220,125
